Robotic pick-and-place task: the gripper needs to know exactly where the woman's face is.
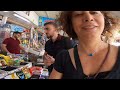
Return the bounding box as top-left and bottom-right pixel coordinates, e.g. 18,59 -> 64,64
72,11 -> 105,39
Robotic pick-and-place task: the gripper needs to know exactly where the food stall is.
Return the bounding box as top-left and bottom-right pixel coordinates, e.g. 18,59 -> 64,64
0,53 -> 48,79
0,11 -> 50,79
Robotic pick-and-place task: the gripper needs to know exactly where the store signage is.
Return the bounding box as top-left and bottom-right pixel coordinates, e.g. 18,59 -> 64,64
10,24 -> 24,32
38,16 -> 55,26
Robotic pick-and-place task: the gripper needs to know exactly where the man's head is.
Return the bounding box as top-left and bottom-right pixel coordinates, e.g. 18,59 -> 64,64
13,31 -> 21,39
44,22 -> 58,39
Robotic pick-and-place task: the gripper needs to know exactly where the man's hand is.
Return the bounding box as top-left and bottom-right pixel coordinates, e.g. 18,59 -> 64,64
7,52 -> 14,58
43,54 -> 55,66
19,44 -> 26,54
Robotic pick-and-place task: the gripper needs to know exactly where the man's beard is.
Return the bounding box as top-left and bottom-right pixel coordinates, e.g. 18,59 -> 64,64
46,34 -> 53,39
14,36 -> 18,39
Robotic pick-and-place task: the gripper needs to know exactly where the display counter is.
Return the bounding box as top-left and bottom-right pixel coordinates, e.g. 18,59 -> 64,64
0,62 -> 32,79
27,48 -> 45,56
0,53 -> 48,79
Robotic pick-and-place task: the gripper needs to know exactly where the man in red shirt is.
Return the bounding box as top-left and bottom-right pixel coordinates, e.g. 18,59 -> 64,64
2,31 -> 25,54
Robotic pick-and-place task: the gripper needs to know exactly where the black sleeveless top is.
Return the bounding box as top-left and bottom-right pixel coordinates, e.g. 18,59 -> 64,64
53,46 -> 120,79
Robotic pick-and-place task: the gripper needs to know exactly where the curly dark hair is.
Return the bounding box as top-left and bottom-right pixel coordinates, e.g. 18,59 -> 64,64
57,11 -> 119,39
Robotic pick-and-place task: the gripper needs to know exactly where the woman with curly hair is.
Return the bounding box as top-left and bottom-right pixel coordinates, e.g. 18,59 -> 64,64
49,11 -> 120,79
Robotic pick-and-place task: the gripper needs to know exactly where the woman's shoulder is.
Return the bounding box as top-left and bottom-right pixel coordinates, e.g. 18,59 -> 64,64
110,44 -> 120,57
110,45 -> 120,68
106,45 -> 120,79
57,48 -> 74,55
117,46 -> 120,57
54,48 -> 74,73
55,48 -> 74,62
114,45 -> 120,53
56,49 -> 70,58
